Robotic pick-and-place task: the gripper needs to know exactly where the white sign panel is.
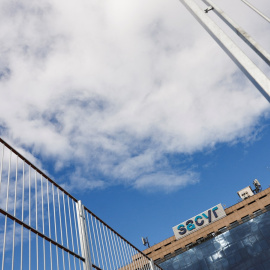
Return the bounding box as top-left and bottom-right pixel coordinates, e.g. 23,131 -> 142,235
172,203 -> 226,240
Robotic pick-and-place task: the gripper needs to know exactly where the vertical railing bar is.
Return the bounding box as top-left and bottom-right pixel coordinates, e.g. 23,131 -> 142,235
104,227 -> 113,270
121,238 -> 129,270
0,144 -> 5,270
130,248 -> 136,270
67,198 -> 77,270
58,188 -> 64,244
11,221 -> 16,270
56,247 -> 60,270
47,179 -> 53,270
0,144 -> 4,270
99,222 -> 108,270
123,241 -> 131,270
11,155 -> 18,270
115,233 -> 124,268
116,234 -> 124,267
94,217 -> 104,269
76,201 -> 93,270
72,255 -> 77,270
62,193 -> 69,247
5,149 -> 12,211
41,176 -> 46,270
57,188 -> 66,270
52,184 -> 60,270
2,149 -> 11,270
79,258 -> 82,270
72,200 -> 82,270
67,197 -> 75,252
85,212 -> 96,266
130,246 -> 139,270
1,216 -> 8,270
62,193 -> 71,270
105,226 -> 115,270
102,224 -> 112,269
29,165 -> 31,270
72,200 -> 81,260
136,251 -> 142,270
136,249 -> 143,270
126,245 -> 134,270
35,171 -> 39,270
91,214 -> 100,267
35,171 -> 38,230
20,161 -> 25,270
0,143 -> 4,193
41,176 -> 44,233
112,231 -> 122,269
108,229 -> 118,270
131,248 -> 139,270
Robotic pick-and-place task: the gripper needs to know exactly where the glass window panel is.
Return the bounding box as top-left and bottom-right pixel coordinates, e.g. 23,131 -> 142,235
160,211 -> 270,270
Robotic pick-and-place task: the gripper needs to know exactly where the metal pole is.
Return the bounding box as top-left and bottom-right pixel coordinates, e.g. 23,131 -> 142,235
202,0 -> 270,66
149,259 -> 155,270
179,0 -> 270,103
76,200 -> 93,270
241,0 -> 270,23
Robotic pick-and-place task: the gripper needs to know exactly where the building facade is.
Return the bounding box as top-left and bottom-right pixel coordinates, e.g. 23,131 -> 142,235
143,185 -> 270,269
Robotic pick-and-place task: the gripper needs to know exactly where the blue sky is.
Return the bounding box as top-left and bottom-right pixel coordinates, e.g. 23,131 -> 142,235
0,0 -> 270,251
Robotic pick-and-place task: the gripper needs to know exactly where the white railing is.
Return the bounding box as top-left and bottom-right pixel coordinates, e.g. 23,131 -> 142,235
0,138 -> 162,270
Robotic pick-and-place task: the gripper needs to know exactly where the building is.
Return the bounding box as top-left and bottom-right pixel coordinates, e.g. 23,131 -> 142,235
143,182 -> 270,269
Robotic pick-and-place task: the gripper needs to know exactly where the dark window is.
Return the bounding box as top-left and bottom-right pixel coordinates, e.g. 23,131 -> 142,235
164,253 -> 172,260
185,243 -> 193,250
230,221 -> 239,228
248,200 -> 256,205
259,194 -> 267,200
196,237 -> 204,244
174,248 -> 183,255
237,206 -> 245,211
218,226 -> 227,232
253,209 -> 262,216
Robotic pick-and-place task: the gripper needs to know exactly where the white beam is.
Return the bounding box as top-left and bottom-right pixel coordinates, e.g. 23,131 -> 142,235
179,0 -> 270,102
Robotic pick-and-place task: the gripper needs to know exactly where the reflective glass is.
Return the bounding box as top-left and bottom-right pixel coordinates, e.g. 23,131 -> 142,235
160,211 -> 270,270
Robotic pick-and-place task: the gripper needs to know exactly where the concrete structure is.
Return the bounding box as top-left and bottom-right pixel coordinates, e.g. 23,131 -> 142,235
143,186 -> 270,265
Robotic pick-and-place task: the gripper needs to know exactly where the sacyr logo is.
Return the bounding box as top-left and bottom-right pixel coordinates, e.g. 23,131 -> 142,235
177,206 -> 219,235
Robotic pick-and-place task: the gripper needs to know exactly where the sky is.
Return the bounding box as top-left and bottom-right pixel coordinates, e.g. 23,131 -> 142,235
0,0 -> 270,250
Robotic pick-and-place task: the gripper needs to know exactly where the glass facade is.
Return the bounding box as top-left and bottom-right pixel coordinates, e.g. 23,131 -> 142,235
160,211 -> 270,270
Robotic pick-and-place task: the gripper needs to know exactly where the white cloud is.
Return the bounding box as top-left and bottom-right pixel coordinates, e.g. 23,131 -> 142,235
0,0 -> 269,192
133,172 -> 199,193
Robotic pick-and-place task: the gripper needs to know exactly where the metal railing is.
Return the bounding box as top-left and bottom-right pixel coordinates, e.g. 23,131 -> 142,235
0,138 -> 162,270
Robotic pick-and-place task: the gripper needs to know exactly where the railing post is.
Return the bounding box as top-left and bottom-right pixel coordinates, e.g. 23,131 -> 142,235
76,200 -> 93,270
150,259 -> 155,270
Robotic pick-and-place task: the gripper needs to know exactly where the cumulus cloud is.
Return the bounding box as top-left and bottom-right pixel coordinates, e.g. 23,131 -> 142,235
0,0 -> 269,192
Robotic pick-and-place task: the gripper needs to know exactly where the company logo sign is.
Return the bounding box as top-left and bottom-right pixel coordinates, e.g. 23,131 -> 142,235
172,204 -> 226,240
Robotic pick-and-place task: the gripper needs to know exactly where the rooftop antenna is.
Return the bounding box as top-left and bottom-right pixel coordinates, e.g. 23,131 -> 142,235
252,179 -> 262,194
142,237 -> 150,248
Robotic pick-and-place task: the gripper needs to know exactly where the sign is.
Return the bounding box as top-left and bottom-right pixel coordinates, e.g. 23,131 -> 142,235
172,204 -> 226,240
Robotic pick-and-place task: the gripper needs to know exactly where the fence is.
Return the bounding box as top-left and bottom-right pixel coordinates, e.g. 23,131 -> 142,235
0,138 -> 162,270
